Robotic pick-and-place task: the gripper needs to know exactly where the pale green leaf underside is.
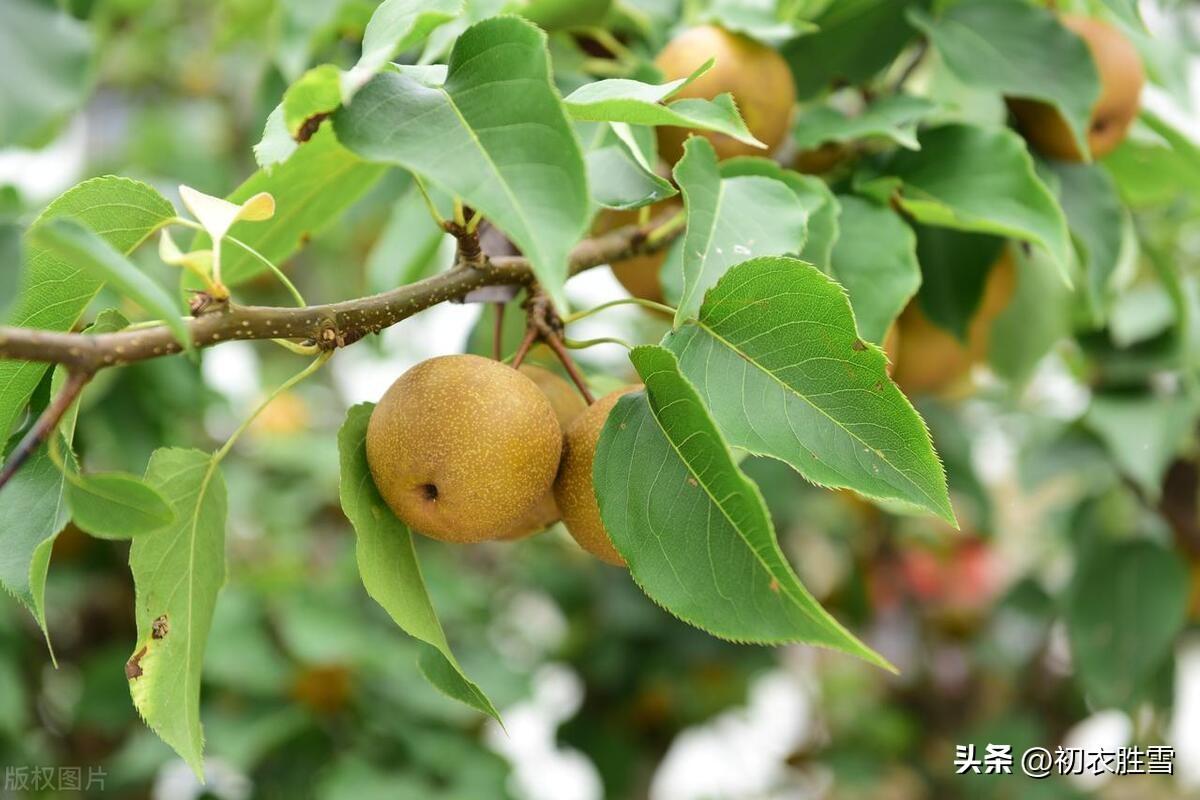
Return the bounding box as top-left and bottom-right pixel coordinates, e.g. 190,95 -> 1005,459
67,471 -> 175,540
865,123 -> 1072,282
335,16 -> 588,310
662,257 -> 953,523
581,118 -> 676,210
586,144 -> 677,210
562,61 -> 762,149
337,404 -> 498,721
793,94 -> 937,152
594,345 -> 890,669
672,139 -> 808,325
129,448 -> 227,779
0,176 -> 174,441
910,0 -> 1100,158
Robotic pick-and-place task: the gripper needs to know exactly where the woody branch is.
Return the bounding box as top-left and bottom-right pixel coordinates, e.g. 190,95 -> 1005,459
0,212 -> 679,372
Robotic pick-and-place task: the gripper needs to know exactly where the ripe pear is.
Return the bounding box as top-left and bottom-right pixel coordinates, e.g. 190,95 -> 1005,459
554,385 -> 642,566
1008,15 -> 1143,161
366,354 -> 563,543
654,25 -> 796,165
893,250 -> 1016,396
498,365 -> 589,541
591,202 -> 680,304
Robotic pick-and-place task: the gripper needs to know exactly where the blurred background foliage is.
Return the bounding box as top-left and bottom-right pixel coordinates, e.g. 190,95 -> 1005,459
2,0 -> 1200,798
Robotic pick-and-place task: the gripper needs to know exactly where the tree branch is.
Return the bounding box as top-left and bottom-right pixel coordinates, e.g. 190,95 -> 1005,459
0,213 -> 679,372
0,370 -> 91,491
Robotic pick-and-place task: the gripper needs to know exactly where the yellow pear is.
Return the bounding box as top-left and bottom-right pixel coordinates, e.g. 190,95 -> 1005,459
654,25 -> 796,164
498,365 -> 589,540
1009,15 -> 1144,161
366,355 -> 562,542
554,385 -> 642,565
893,250 -> 1016,396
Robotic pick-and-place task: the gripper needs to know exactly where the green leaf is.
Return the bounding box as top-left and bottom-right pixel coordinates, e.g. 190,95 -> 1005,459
67,473 -> 175,540
562,64 -> 763,150
564,60 -> 710,111
128,448 -> 227,779
0,435 -> 74,637
862,123 -> 1072,282
1102,113 -> 1200,208
1050,161 -> 1132,327
31,220 -> 192,354
0,0 -> 93,147
581,122 -> 677,210
828,195 -> 919,344
0,192 -> 22,321
793,94 -> 937,152
1084,392 -> 1197,500
781,0 -> 928,99
200,124 -> 386,287
717,157 -> 840,270
337,404 -> 499,720
986,244 -> 1072,385
274,0 -> 462,143
594,345 -> 890,668
0,310 -> 128,642
703,0 -> 817,41
910,0 -> 1100,159
913,225 -> 1005,340
0,177 -> 174,441
672,138 -> 808,325
662,256 -> 954,523
1067,539 -> 1190,708
586,143 -> 677,210
335,16 -> 589,309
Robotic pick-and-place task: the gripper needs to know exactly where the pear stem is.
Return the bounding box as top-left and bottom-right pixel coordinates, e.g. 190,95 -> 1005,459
545,333 -> 595,405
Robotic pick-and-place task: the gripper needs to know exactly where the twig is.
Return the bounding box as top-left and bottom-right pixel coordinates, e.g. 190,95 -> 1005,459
510,327 -> 538,370
0,370 -> 91,491
0,210 -> 683,372
492,303 -> 505,362
544,333 -> 595,405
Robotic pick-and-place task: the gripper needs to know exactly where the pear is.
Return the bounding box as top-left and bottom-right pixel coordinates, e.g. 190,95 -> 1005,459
1009,15 -> 1143,161
893,250 -> 1016,396
366,355 -> 562,542
498,365 -> 588,540
654,25 -> 796,164
554,385 -> 642,565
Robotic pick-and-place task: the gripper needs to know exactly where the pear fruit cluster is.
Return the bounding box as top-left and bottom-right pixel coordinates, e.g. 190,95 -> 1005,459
366,354 -> 633,565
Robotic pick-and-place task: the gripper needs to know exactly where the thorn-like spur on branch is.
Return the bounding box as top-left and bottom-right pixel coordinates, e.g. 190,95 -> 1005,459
0,369 -> 91,491
0,211 -> 682,372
